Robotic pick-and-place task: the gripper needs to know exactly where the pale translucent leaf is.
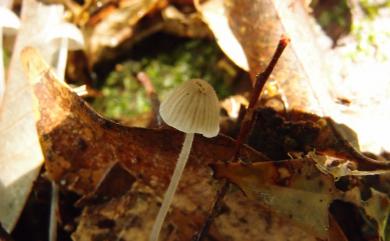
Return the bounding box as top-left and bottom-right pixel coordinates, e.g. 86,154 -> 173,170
195,0 -> 249,71
0,0 -> 63,231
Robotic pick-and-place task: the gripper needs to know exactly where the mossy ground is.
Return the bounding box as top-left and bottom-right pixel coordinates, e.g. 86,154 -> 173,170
92,34 -> 238,121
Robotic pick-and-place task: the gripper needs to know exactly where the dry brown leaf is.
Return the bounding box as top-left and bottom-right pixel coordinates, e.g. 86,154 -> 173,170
20,47 -> 270,197
248,108 -> 390,171
85,0 -> 162,65
72,191 -> 158,241
344,187 -> 390,241
213,159 -> 390,240
363,189 -> 389,241
0,0 -> 64,231
21,47 -> 320,241
212,159 -> 341,239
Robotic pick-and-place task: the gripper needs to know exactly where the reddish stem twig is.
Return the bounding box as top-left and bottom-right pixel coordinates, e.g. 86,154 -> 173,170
232,35 -> 290,160
193,35 -> 290,241
136,72 -> 162,127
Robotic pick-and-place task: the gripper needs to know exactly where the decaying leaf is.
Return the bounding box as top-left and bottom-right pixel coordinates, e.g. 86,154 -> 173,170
85,1 -> 212,66
0,0 -> 63,232
213,159 -> 390,240
72,190 -> 158,241
212,159 -> 340,239
20,47 -> 271,196
311,153 -> 389,179
364,189 -> 389,241
85,0 -> 162,65
160,5 -> 211,39
21,47 -> 322,240
248,108 -> 390,171
344,187 -> 390,241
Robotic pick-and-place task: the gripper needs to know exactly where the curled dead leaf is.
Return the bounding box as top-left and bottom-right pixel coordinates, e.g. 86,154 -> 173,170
212,159 -> 340,239
20,47 -> 323,241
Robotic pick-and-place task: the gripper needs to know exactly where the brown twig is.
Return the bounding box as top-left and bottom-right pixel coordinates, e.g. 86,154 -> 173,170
232,35 -> 290,160
136,72 -> 162,127
193,35 -> 290,241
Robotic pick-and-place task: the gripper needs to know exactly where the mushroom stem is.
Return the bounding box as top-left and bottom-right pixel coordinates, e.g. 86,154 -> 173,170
56,37 -> 68,82
149,133 -> 194,241
0,27 -> 4,108
49,182 -> 59,241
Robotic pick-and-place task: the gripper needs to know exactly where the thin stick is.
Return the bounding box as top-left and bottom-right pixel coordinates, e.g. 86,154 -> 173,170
193,35 -> 290,241
232,35 -> 290,160
136,72 -> 161,127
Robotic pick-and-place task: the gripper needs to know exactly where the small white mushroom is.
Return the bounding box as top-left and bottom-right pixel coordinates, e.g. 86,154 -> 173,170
44,22 -> 84,82
149,79 -> 220,241
0,6 -> 20,108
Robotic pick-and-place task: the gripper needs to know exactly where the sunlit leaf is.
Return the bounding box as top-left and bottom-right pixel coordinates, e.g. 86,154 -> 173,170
195,0 -> 249,71
0,0 -> 63,231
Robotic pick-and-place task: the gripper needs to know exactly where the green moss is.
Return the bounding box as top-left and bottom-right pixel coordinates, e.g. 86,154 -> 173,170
92,38 -> 236,120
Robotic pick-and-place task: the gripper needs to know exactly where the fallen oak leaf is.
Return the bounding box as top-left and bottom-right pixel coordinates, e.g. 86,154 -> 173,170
211,159 -> 342,240
22,48 -> 322,241
328,214 -> 349,241
311,153 -> 390,180
20,46 -> 271,197
363,189 -> 390,241
74,161 -> 136,207
249,108 -> 390,171
343,187 -> 390,241
84,0 -> 164,66
73,179 -> 319,241
362,189 -> 389,241
0,0 -> 64,232
72,190 -> 158,241
20,47 -> 322,241
212,159 -> 390,240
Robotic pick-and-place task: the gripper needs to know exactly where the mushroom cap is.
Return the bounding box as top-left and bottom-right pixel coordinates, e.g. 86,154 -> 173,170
44,22 -> 84,50
0,6 -> 20,32
160,79 -> 220,138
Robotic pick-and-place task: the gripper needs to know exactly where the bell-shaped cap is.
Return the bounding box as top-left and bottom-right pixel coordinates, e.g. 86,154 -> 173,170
44,22 -> 84,50
160,79 -> 220,138
0,6 -> 20,33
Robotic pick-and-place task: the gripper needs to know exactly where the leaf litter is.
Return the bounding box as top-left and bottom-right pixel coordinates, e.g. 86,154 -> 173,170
4,0 -> 389,240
